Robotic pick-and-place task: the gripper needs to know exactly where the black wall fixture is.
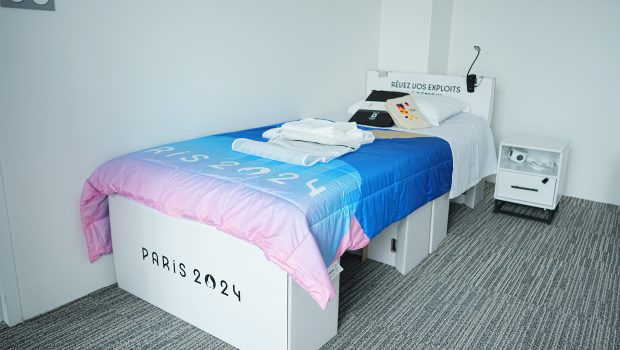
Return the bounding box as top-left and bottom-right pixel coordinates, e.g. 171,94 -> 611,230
466,46 -> 481,93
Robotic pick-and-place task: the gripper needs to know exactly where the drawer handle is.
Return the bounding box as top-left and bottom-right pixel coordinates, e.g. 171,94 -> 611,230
511,185 -> 538,192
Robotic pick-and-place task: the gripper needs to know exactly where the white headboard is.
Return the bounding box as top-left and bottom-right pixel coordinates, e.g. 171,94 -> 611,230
366,70 -> 496,124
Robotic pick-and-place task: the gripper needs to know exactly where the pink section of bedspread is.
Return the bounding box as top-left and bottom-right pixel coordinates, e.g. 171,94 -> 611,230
80,157 -> 369,309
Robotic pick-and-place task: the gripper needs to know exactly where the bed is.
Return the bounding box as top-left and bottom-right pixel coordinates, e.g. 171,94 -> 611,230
359,71 -> 496,266
80,72 -> 496,350
364,70 -> 496,207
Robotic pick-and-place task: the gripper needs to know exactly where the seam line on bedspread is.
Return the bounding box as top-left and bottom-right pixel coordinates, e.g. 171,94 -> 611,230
127,154 -> 452,212
124,154 -> 312,214
125,154 -> 453,230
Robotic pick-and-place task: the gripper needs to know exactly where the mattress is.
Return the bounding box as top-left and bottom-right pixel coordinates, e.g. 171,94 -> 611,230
383,112 -> 497,198
81,124 -> 452,309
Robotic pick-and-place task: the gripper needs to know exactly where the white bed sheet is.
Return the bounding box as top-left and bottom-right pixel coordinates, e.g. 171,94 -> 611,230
383,112 -> 497,199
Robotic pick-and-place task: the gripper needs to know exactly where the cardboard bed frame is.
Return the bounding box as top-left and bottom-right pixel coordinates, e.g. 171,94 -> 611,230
108,71 -> 495,350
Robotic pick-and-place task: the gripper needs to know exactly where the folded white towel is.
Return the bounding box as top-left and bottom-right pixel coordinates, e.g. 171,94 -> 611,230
232,118 -> 374,166
232,138 -> 354,166
263,118 -> 374,149
281,118 -> 358,135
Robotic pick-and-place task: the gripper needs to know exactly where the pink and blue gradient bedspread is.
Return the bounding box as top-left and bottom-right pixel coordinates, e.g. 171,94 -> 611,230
81,125 -> 452,309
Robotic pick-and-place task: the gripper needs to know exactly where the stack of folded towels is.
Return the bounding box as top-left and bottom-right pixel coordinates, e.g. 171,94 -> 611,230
232,118 -> 375,166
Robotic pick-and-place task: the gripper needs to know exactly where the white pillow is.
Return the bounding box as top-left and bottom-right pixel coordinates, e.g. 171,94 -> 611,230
347,100 -> 364,114
412,94 -> 469,126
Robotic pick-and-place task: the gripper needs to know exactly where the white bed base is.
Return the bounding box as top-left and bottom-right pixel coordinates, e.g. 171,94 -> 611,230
364,180 -> 483,275
451,180 -> 486,209
367,193 -> 449,271
109,196 -> 339,350
109,193 -> 450,350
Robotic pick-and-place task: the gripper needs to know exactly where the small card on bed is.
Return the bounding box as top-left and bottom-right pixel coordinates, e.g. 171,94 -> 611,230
370,130 -> 430,139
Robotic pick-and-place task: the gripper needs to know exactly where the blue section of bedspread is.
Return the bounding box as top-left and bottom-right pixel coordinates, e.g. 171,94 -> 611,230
220,125 -> 453,244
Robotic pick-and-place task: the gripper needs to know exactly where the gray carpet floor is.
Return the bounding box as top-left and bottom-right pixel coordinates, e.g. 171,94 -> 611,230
1,185 -> 619,349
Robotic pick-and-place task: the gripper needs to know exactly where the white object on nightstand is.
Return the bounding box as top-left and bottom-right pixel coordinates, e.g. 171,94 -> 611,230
494,135 -> 569,223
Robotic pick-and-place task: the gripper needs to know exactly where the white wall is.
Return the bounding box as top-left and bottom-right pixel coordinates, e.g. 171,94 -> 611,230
378,0 -> 434,72
0,0 -> 382,319
427,0 -> 453,74
378,0 -> 453,74
448,0 -> 620,205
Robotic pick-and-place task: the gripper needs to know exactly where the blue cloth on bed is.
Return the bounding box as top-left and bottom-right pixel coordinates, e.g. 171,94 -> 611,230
129,124 -> 452,266
220,124 -> 452,259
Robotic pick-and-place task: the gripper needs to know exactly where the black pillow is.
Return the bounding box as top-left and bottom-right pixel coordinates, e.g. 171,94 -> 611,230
349,90 -> 409,127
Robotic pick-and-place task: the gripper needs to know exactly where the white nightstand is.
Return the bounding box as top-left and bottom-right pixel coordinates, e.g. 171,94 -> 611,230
494,135 -> 569,224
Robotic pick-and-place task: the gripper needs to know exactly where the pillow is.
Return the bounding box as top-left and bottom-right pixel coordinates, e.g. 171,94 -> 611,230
412,94 -> 469,126
347,100 -> 364,114
385,95 -> 432,130
348,90 -> 408,127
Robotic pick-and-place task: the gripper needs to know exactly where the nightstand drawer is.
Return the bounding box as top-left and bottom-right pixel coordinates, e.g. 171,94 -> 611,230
496,171 -> 556,206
